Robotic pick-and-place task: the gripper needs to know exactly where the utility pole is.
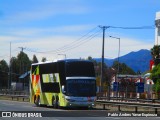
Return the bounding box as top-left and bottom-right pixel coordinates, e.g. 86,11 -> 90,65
109,36 -> 121,99
8,42 -> 11,89
18,47 -> 26,75
99,26 -> 110,94
10,42 -> 12,88
19,47 -> 26,53
18,47 -> 26,90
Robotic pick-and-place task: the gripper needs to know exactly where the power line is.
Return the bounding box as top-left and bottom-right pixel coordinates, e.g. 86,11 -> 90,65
55,29 -> 102,53
109,25 -> 155,29
25,25 -> 154,55
25,26 -> 101,54
50,26 -> 99,53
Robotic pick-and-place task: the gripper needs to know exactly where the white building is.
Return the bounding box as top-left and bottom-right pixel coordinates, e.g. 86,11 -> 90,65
155,11 -> 160,45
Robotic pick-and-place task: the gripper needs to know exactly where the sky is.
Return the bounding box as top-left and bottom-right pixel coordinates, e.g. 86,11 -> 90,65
0,0 -> 160,62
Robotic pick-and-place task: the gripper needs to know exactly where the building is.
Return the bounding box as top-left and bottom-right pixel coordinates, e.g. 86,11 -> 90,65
155,11 -> 160,45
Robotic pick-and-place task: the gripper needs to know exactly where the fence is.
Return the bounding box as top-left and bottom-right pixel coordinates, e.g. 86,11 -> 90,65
96,100 -> 160,114
0,90 -> 29,102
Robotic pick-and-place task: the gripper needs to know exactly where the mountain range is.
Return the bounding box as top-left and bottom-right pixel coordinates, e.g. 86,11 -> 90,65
94,49 -> 152,73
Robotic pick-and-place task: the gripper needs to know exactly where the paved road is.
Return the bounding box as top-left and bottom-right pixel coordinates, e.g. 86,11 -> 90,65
0,100 -> 160,120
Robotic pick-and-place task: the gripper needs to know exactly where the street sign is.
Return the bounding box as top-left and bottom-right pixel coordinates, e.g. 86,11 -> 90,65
113,82 -> 119,91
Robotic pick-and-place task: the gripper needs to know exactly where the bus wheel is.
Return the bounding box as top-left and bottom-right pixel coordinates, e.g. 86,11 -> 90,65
34,95 -> 39,106
52,97 -> 56,108
34,96 -> 37,104
55,97 -> 59,109
37,96 -> 41,107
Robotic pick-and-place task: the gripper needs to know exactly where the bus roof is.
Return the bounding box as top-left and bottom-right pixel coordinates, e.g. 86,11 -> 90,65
31,59 -> 92,66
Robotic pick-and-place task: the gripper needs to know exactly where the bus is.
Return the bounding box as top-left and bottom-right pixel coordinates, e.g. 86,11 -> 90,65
30,59 -> 96,108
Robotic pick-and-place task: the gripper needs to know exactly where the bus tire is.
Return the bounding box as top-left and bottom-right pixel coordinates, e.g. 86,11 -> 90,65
34,95 -> 40,106
34,95 -> 37,104
52,97 -> 56,108
55,96 -> 59,109
37,96 -> 41,107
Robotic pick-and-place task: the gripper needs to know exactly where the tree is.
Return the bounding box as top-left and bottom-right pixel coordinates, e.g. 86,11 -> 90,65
150,64 -> 160,98
155,80 -> 160,99
32,55 -> 38,63
41,57 -> 47,62
150,64 -> 160,83
17,51 -> 31,74
151,45 -> 160,59
150,45 -> 160,98
10,57 -> 19,82
0,60 -> 9,72
112,61 -> 136,75
0,60 -> 9,89
1,52 -> 34,90
13,52 -> 31,90
86,56 -> 116,92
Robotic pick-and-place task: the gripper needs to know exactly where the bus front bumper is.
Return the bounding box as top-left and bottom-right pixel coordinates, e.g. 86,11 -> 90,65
66,101 -> 95,108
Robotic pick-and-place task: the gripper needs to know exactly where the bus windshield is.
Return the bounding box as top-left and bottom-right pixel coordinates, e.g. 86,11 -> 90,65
66,79 -> 96,97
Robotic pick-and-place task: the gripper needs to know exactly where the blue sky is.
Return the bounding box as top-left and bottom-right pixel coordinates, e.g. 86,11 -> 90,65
0,0 -> 160,62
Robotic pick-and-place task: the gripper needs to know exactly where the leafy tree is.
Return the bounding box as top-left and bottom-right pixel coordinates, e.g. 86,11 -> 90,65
9,52 -> 31,84
0,60 -> 9,89
41,57 -> 47,62
112,61 -> 136,75
32,54 -> 38,63
87,56 -> 116,92
156,80 -> 160,99
0,60 -> 9,72
17,51 -> 31,74
151,45 -> 160,59
87,56 -> 93,61
0,52 -> 34,89
150,45 -> 160,98
10,57 -> 20,82
150,64 -> 160,98
150,64 -> 160,83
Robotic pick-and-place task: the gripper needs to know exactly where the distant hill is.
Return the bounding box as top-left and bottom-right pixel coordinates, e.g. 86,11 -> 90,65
94,49 -> 152,73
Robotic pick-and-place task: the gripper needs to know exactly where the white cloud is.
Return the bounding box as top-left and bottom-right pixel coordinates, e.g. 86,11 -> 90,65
105,37 -> 153,58
0,23 -> 154,62
4,25 -> 93,37
28,36 -> 153,60
0,32 -> 154,62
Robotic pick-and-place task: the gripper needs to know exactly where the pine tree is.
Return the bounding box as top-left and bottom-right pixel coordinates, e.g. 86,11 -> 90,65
32,55 -> 38,63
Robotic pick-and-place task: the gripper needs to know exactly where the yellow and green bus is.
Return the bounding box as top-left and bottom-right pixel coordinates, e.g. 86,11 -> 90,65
30,59 -> 96,108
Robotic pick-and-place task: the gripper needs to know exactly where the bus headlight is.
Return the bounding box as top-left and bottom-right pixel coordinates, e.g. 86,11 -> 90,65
66,98 -> 75,102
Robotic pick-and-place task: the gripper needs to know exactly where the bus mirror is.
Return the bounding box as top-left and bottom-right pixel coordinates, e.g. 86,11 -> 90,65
62,85 -> 66,94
